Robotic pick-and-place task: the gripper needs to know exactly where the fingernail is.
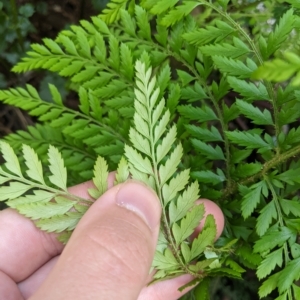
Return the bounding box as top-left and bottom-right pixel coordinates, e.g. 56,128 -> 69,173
116,181 -> 161,230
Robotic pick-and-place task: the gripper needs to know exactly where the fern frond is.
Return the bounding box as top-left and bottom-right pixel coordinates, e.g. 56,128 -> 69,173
100,0 -> 131,24
122,60 -> 242,283
0,142 -> 109,243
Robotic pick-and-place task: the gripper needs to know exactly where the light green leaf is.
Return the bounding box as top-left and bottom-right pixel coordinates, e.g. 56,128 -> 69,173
48,145 -> 67,191
172,205 -> 204,245
154,110 -> 171,143
159,143 -> 183,185
128,164 -> 155,190
0,176 -> 9,185
17,196 -> 74,219
22,144 -> 45,184
152,248 -> 180,270
0,182 -> 31,201
115,157 -> 129,184
129,128 -> 151,156
169,181 -> 200,224
36,212 -> 82,232
133,113 -> 150,139
152,98 -> 165,126
190,215 -> 217,260
156,125 -> 177,163
8,190 -> 55,208
0,142 -> 22,177
89,156 -> 108,199
48,84 -> 63,106
162,169 -> 190,205
124,145 -> 153,174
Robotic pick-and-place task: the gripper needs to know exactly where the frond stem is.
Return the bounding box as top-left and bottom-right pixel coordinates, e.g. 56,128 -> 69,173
223,144 -> 300,198
144,83 -> 190,275
0,170 -> 92,205
202,1 -> 281,154
113,29 -> 233,189
264,177 -> 293,300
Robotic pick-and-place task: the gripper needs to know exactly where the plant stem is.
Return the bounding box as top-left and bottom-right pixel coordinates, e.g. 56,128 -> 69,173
113,26 -> 234,189
265,177 -> 293,300
144,76 -> 191,276
223,144 -> 300,198
0,170 -> 92,205
202,1 -> 281,154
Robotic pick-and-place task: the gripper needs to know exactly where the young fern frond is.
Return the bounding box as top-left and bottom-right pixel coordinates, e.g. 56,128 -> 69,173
0,141 -> 108,243
122,61 -> 242,283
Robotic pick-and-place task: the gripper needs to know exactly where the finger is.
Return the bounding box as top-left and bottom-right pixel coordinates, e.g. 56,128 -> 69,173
0,176 -> 116,283
18,256 -> 59,299
192,199 -> 225,241
18,196 -> 225,299
139,274 -> 195,300
0,208 -> 63,284
30,181 -> 161,300
19,260 -> 194,300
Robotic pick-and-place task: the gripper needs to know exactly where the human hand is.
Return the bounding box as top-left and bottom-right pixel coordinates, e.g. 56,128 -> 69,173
0,178 -> 224,300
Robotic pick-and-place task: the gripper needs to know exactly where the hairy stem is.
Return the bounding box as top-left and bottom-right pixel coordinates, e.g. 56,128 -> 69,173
223,144 -> 300,198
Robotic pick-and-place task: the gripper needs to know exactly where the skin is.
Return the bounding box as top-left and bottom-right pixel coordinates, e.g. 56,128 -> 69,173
0,179 -> 224,300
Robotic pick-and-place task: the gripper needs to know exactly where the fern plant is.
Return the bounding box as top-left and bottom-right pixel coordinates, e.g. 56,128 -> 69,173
1,0 -> 300,299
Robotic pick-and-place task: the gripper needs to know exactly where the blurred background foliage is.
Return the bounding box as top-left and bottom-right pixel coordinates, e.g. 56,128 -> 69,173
0,0 -> 109,138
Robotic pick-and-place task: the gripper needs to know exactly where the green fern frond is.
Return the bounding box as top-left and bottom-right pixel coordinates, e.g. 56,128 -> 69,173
0,141 -> 108,243
122,60 -> 242,282
100,0 -> 132,24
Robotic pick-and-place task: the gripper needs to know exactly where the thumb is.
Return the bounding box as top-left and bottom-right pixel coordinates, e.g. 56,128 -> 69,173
31,181 -> 161,300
